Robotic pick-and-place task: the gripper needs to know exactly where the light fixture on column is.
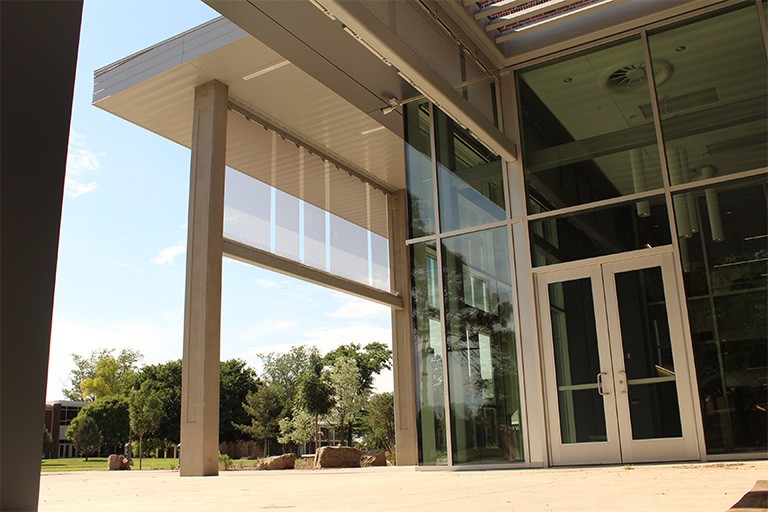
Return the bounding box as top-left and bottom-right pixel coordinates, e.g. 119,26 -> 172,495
630,148 -> 650,217
381,97 -> 400,115
679,148 -> 700,233
668,147 -> 692,237
701,166 -> 724,242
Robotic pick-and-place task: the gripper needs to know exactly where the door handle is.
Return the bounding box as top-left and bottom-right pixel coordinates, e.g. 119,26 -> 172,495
597,372 -> 609,396
617,370 -> 628,394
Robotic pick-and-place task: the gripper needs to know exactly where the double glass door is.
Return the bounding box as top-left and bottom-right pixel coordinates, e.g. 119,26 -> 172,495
536,252 -> 699,465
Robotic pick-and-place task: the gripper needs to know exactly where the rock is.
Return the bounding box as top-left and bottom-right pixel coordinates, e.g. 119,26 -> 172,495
314,446 -> 362,468
107,454 -> 131,470
255,453 -> 295,470
361,450 -> 387,467
108,454 -> 122,470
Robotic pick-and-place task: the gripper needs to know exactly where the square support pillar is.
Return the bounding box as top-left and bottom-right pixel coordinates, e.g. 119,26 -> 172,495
388,190 -> 419,465
180,80 -> 228,477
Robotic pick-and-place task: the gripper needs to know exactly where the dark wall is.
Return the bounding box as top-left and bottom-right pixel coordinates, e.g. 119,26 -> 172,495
1,1 -> 83,510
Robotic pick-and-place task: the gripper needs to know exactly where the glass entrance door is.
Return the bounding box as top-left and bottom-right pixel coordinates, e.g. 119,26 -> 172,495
537,252 -> 700,465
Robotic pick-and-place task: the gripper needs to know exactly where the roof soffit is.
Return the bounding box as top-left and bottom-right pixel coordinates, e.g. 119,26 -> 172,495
202,0 -> 417,140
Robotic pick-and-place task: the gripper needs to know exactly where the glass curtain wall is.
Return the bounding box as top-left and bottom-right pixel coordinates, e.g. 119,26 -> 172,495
647,5 -> 768,455
443,229 -> 523,463
405,101 -> 524,465
411,242 -> 447,465
675,177 -> 767,454
517,35 -> 664,214
516,1 -> 768,456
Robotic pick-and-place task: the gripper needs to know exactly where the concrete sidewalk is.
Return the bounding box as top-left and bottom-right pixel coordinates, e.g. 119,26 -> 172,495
39,460 -> 767,512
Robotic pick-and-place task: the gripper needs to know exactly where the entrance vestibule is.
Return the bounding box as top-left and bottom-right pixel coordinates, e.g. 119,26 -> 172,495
536,251 -> 700,465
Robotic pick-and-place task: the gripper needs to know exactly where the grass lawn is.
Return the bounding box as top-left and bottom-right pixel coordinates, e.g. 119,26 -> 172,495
41,457 -> 179,472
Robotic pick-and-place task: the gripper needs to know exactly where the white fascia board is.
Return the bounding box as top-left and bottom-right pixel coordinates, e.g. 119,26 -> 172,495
322,0 -> 517,163
93,17 -> 247,104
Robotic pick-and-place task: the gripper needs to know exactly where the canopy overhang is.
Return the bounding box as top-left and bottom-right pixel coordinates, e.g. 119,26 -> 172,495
93,16 -> 407,237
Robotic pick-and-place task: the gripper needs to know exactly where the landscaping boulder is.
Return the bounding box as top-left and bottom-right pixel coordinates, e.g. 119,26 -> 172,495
361,450 -> 387,467
107,454 -> 131,470
255,453 -> 295,470
314,446 -> 362,468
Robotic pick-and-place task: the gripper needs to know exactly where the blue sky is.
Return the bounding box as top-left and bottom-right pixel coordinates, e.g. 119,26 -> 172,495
47,0 -> 392,400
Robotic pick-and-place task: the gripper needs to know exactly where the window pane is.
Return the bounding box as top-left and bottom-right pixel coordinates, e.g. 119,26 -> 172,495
530,196 -> 671,267
676,176 -> 768,454
648,4 -> 768,185
548,278 -> 607,444
411,242 -> 447,465
518,35 -> 663,213
614,267 -> 683,440
442,228 -> 523,464
435,110 -> 506,232
405,101 -> 436,238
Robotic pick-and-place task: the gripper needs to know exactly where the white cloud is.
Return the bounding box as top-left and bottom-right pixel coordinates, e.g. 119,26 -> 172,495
275,320 -> 298,330
302,323 -> 391,354
109,257 -> 142,274
252,277 -> 282,288
150,243 -> 185,265
232,322 -> 393,390
64,131 -> 103,199
373,368 -> 394,393
233,323 -> 392,360
47,313 -> 182,401
327,293 -> 389,320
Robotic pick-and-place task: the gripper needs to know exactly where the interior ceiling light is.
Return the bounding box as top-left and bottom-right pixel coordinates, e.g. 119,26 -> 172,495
242,60 -> 290,80
512,0 -> 614,33
639,87 -> 718,120
495,0 -> 566,24
601,60 -> 671,95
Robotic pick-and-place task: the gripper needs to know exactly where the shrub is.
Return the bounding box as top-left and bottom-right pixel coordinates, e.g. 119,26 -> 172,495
218,452 -> 233,470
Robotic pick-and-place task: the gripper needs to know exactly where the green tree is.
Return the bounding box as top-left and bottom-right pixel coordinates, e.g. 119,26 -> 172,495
63,348 -> 143,401
42,426 -> 54,457
361,392 -> 395,455
75,396 -> 130,448
296,371 -> 335,452
261,345 -> 322,411
277,408 -> 316,446
129,382 -> 164,469
67,416 -> 102,461
133,359 -> 261,446
233,384 -> 283,456
132,359 -> 182,444
323,343 -> 392,394
219,359 -> 259,444
328,356 -> 367,444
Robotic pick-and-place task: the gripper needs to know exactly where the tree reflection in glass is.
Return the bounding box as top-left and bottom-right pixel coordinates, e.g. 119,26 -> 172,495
411,242 -> 447,464
442,227 -> 523,464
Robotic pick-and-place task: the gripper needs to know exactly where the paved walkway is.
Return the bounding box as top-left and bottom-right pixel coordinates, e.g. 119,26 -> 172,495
39,461 -> 768,512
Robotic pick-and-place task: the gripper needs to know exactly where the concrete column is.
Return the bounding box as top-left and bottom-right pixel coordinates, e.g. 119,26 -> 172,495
180,80 -> 228,477
388,190 -> 419,465
0,2 -> 82,509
